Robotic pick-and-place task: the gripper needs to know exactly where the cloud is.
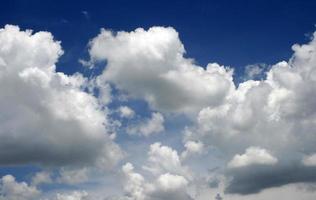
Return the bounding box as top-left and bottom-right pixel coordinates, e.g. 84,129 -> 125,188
127,113 -> 164,137
0,175 -> 40,200
302,154 -> 316,167
57,167 -> 89,185
55,191 -> 89,200
228,147 -> 278,168
118,106 -> 135,119
87,27 -> 234,115
2,24 -> 316,199
147,173 -> 192,200
31,171 -> 52,186
181,140 -> 204,160
142,142 -> 189,177
122,163 -> 146,200
122,162 -> 192,200
225,164 -> 316,195
118,142 -> 195,200
243,63 -> 269,80
184,31 -> 316,194
0,25 -> 122,168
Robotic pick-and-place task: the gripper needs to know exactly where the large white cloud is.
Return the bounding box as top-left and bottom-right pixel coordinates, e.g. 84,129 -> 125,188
0,25 -> 122,168
3,23 -> 316,199
184,32 -> 316,194
86,27 -> 234,115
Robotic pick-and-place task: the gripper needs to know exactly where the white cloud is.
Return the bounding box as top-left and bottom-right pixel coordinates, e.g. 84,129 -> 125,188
57,167 -> 89,185
122,163 -> 146,200
302,154 -> 316,167
0,25 -> 122,168
181,140 -> 204,160
142,142 -> 189,177
228,147 -> 278,168
55,191 -> 89,200
185,31 -> 316,193
118,106 -> 135,119
127,112 -> 164,137
146,173 -> 192,200
0,175 -> 40,200
2,24 -> 316,199
31,171 -> 52,186
87,27 -> 234,115
122,162 -> 192,200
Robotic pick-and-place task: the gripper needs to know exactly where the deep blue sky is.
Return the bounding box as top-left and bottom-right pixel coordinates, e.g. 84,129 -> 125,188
1,0 -> 316,75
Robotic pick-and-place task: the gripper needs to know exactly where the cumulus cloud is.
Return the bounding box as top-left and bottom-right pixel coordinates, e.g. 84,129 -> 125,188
122,162 -> 192,200
122,163 -> 146,200
57,167 -> 89,185
181,140 -> 204,160
142,142 -> 189,177
87,27 -> 234,115
55,191 -> 89,200
118,141 -> 195,200
31,171 -> 52,186
147,173 -> 192,200
118,106 -> 135,119
0,175 -> 40,200
228,147 -> 278,168
3,23 -> 316,199
302,154 -> 316,167
127,113 -> 164,137
184,31 -> 316,194
0,25 -> 122,168
244,63 -> 269,80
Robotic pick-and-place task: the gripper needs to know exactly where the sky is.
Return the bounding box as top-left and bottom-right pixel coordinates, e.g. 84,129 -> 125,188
1,0 -> 316,200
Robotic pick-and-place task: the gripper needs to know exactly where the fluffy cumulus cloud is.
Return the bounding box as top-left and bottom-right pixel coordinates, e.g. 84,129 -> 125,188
118,106 -> 135,119
303,154 -> 316,167
31,171 -> 52,186
87,27 -> 234,115
142,142 -> 190,177
181,140 -> 204,160
121,145 -> 193,200
228,147 -> 278,168
3,23 -> 316,200
127,113 -> 164,137
0,175 -> 40,200
0,25 -> 122,168
54,191 -> 89,200
184,31 -> 316,194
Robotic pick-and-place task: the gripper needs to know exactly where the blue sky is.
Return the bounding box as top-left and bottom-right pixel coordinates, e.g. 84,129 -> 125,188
1,1 -> 316,200
2,0 -> 316,73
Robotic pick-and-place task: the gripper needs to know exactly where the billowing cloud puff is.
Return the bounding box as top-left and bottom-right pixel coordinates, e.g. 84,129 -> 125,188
228,147 -> 278,168
2,23 -> 316,199
302,154 -> 316,167
87,27 -> 234,115
0,175 -> 40,200
122,163 -> 192,200
127,113 -> 164,137
185,32 -> 316,194
181,140 -> 204,160
118,106 -> 135,119
0,25 -> 122,167
143,142 -> 189,177
55,191 -> 89,200
119,142 -> 194,200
